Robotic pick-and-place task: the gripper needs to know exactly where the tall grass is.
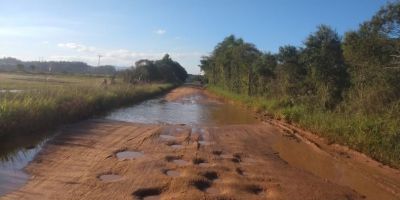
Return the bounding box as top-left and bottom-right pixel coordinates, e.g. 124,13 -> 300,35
0,73 -> 174,137
208,86 -> 400,168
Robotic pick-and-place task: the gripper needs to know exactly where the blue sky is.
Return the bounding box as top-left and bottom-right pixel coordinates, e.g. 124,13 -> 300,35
0,0 -> 389,74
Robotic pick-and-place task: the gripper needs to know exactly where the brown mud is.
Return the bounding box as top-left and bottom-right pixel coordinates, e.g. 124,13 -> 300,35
1,86 -> 399,200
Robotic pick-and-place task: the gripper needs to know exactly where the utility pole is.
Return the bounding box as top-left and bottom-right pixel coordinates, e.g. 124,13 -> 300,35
97,55 -> 103,66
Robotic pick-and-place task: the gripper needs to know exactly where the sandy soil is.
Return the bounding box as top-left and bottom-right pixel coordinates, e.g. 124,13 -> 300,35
2,86 -> 399,200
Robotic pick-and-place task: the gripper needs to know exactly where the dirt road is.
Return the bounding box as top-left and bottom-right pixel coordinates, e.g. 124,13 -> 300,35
2,87 -> 399,200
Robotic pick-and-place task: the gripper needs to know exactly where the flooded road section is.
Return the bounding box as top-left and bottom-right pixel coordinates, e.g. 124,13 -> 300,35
106,90 -> 258,125
0,132 -> 55,196
1,86 -> 399,199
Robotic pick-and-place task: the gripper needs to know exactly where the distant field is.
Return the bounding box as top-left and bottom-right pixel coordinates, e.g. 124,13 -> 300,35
0,72 -> 173,137
0,73 -> 108,89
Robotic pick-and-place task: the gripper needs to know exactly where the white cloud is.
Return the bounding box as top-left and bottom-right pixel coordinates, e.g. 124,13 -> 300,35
154,29 -> 166,35
58,42 -> 96,52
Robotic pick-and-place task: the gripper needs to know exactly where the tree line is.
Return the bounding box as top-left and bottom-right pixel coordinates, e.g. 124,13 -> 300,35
200,2 -> 400,113
122,54 -> 188,84
0,57 -> 116,75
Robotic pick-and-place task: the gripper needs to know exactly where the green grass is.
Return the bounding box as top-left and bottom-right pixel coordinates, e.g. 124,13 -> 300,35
208,86 -> 400,168
0,72 -> 174,137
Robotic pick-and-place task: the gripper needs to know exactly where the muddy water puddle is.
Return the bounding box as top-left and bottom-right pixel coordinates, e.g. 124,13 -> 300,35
0,131 -> 56,196
173,159 -> 189,166
106,93 -> 258,126
98,174 -> 123,182
272,132 -> 400,200
198,141 -> 209,145
116,151 -> 144,160
170,144 -> 183,149
165,170 -> 180,177
143,195 -> 161,200
159,135 -> 176,140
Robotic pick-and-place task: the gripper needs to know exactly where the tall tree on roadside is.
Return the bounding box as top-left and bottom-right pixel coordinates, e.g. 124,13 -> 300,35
343,1 -> 400,112
252,52 -> 276,95
275,45 -> 306,96
302,25 -> 349,109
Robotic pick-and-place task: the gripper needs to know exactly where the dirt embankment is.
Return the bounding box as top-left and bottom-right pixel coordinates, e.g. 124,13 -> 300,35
2,86 -> 399,200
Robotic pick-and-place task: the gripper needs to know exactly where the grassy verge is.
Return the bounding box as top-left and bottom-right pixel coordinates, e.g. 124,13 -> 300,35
0,73 -> 174,137
207,86 -> 400,168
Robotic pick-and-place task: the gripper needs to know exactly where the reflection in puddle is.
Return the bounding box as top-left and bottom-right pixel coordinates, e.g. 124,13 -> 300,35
116,151 -> 144,160
0,134 -> 53,196
98,174 -> 123,182
106,94 -> 258,126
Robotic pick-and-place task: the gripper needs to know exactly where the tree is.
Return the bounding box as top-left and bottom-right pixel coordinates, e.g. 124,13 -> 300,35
343,1 -> 400,112
122,54 -> 187,84
252,52 -> 276,95
275,45 -> 306,96
200,35 -> 262,95
302,25 -> 349,108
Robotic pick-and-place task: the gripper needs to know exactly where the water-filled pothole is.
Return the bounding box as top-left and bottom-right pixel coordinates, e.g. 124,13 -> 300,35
132,187 -> 163,200
193,158 -> 206,165
165,170 -> 180,177
212,150 -> 223,156
116,150 -> 144,160
202,171 -> 218,181
191,179 -> 211,191
143,195 -> 161,200
173,159 -> 189,166
245,184 -> 264,195
170,144 -> 183,149
198,141 -> 209,145
199,163 -> 209,167
98,174 -> 123,182
160,135 -> 176,140
220,154 -> 233,159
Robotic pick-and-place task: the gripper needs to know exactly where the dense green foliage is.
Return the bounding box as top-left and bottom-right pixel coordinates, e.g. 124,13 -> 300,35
201,2 -> 400,167
122,54 -> 188,84
0,73 -> 173,137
